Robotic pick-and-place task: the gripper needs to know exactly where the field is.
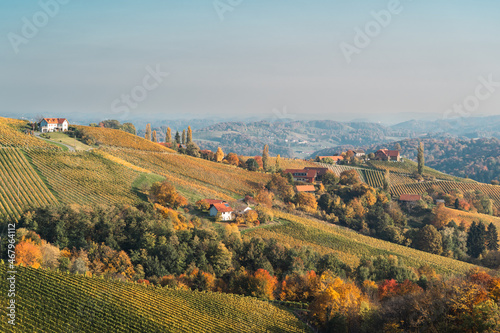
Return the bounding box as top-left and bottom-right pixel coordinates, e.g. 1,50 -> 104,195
73,125 -> 175,152
390,181 -> 500,209
368,160 -> 472,182
244,211 -> 478,276
25,150 -> 143,206
43,132 -> 92,151
102,148 -> 269,202
0,117 -> 56,149
0,148 -> 58,219
0,264 -> 310,333
438,207 -> 500,236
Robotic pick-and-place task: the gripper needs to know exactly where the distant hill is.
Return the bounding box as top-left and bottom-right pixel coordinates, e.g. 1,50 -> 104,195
0,264 -> 310,333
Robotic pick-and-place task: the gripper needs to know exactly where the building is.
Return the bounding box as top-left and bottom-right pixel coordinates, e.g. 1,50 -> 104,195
399,194 -> 422,206
353,150 -> 365,157
209,202 -> 234,221
296,185 -> 316,193
204,199 -> 227,205
39,118 -> 69,133
375,149 -> 401,162
284,167 -> 329,183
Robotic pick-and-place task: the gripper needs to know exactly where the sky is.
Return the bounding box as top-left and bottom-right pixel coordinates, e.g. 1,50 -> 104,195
1,0 -> 499,124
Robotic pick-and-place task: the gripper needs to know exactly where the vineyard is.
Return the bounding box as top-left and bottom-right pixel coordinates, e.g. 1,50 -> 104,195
0,148 -> 58,219
0,117 -> 56,149
390,181 -> 500,209
73,125 -> 176,152
0,264 -> 310,333
25,150 -> 142,207
244,211 -> 478,276
101,148 -> 269,202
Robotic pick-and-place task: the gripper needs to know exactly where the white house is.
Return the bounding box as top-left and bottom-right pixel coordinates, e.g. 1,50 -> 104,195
209,203 -> 234,221
39,118 -> 69,133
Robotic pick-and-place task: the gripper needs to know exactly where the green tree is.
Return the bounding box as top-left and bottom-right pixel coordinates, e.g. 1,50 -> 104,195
187,126 -> 193,144
246,158 -> 259,171
262,144 -> 270,171
414,225 -> 442,254
175,131 -> 181,144
467,221 -> 487,258
181,129 -> 186,145
394,142 -> 402,151
121,122 -> 136,135
417,142 -> 425,175
145,123 -> 152,141
165,127 -> 171,143
486,222 -> 499,251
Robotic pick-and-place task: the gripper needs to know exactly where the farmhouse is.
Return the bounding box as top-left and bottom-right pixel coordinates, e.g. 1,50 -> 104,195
39,118 -> 69,133
284,167 -> 329,183
399,194 -> 422,206
353,150 -> 365,157
375,149 -> 400,162
296,185 -> 315,193
209,202 -> 234,221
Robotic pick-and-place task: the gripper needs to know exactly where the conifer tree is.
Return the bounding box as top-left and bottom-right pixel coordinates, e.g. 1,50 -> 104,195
165,127 -> 172,143
175,131 -> 181,144
417,142 -> 425,175
262,144 -> 270,171
145,123 -> 152,141
182,130 -> 186,145
486,222 -> 499,251
187,126 -> 193,144
467,221 -> 486,258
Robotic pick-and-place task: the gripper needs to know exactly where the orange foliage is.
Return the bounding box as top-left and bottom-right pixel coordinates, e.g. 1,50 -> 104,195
15,239 -> 42,268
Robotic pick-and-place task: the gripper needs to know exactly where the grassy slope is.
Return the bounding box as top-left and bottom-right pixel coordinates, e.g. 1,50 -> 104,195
244,211 -> 478,276
45,132 -> 92,151
0,264 -> 310,333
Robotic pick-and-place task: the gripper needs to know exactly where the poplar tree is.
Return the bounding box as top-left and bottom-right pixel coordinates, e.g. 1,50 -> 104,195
275,154 -> 282,172
181,130 -> 186,145
262,144 -> 270,171
152,130 -> 158,143
165,127 -> 172,143
187,126 -> 193,144
145,123 -> 152,141
417,142 -> 425,175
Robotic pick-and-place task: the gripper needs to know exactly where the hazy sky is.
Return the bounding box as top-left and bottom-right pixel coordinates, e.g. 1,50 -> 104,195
1,0 -> 499,123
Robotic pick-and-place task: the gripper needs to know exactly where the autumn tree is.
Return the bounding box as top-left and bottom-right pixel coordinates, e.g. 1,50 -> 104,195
255,189 -> 274,208
149,181 -> 188,209
215,147 -> 224,162
225,152 -> 239,166
145,123 -> 152,141
414,225 -> 442,254
418,142 -> 425,175
275,154 -> 282,172
249,269 -> 278,299
262,144 -> 270,171
181,129 -> 186,144
339,170 -> 361,185
394,142 -> 402,151
266,173 -> 294,200
486,223 -> 499,251
16,239 -> 42,268
152,130 -> 158,143
186,126 -> 193,144
165,127 -> 171,143
296,192 -> 318,212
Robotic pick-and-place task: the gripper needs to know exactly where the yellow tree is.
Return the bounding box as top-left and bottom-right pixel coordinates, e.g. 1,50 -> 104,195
215,147 -> 224,162
187,126 -> 193,144
152,130 -> 158,143
165,127 -> 172,143
16,239 -> 42,268
145,123 -> 152,141
149,181 -> 188,209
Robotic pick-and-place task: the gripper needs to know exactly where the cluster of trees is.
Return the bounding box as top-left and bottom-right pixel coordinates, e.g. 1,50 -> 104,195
89,119 -> 137,135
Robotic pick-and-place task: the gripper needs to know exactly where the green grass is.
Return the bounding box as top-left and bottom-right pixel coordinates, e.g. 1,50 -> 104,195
37,137 -> 69,151
0,264 -> 310,333
46,132 -> 92,151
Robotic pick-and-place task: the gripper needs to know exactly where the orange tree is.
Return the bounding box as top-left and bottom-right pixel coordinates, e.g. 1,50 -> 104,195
149,181 -> 188,209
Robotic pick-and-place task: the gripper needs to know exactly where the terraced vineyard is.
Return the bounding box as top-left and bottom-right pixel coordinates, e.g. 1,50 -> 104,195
0,148 -> 58,219
74,125 -> 175,152
368,160 -> 472,182
102,148 -> 269,201
0,117 -> 56,149
244,211 -> 478,275
25,150 -> 141,206
390,181 -> 500,209
0,264 -> 310,333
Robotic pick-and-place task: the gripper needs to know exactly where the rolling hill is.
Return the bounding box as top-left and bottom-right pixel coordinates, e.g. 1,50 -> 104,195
0,264 -> 310,333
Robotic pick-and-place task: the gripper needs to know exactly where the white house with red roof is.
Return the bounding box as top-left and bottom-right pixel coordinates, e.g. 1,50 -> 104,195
39,118 -> 69,133
209,202 -> 234,221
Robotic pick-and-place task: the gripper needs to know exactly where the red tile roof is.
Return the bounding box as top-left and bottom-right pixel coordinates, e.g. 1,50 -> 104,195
211,203 -> 234,213
296,185 -> 315,192
318,156 -> 344,161
377,149 -> 400,158
204,199 -> 227,205
399,194 -> 422,202
43,118 -> 68,124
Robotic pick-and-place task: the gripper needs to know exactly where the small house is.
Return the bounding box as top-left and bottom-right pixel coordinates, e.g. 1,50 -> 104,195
399,194 -> 422,207
375,149 -> 400,162
296,185 -> 316,193
209,203 -> 234,221
39,118 -> 69,133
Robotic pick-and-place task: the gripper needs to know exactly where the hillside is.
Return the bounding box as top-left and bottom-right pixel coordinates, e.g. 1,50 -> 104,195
0,117 -> 57,149
244,211 -> 478,276
0,264 -> 310,333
